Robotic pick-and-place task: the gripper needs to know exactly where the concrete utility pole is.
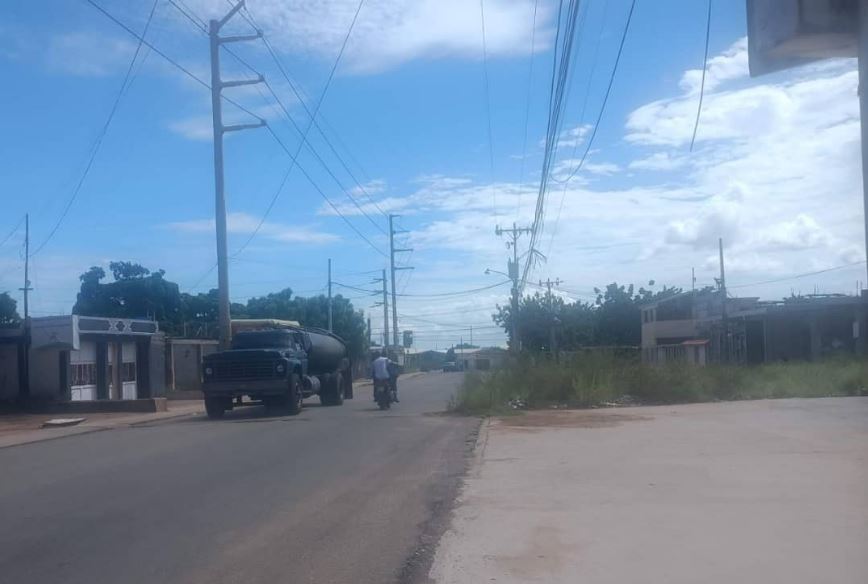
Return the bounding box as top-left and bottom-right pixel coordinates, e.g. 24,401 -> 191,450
19,213 -> 31,401
327,258 -> 333,332
719,237 -> 728,363
540,277 -> 563,359
210,0 -> 265,349
373,270 -> 389,349
389,214 -> 413,347
861,1 -> 868,287
496,223 -> 533,353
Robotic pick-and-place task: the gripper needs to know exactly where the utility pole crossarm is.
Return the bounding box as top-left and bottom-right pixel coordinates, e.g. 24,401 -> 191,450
223,120 -> 266,133
220,76 -> 264,89
219,32 -> 263,44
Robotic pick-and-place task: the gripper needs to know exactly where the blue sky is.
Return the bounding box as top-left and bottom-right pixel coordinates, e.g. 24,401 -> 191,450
0,0 -> 861,349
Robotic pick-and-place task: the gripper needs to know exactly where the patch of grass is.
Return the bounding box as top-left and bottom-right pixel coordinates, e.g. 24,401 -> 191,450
449,354 -> 868,415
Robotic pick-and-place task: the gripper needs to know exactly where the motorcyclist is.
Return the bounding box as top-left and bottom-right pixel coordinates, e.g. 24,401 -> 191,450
370,351 -> 393,401
386,352 -> 400,403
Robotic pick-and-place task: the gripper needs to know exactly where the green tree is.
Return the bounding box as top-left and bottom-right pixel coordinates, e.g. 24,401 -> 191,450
495,281 -> 683,351
73,263 -> 182,332
0,292 -> 20,325
245,288 -> 368,358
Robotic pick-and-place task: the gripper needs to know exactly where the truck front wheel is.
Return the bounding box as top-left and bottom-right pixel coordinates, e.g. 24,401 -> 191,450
285,372 -> 302,415
205,397 -> 227,419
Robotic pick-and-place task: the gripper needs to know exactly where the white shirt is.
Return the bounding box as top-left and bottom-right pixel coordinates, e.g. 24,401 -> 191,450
372,356 -> 391,380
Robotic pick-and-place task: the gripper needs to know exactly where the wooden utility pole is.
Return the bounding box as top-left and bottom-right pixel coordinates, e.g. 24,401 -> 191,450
210,0 -> 265,349
374,269 -> 389,349
540,277 -> 563,359
496,223 -> 532,352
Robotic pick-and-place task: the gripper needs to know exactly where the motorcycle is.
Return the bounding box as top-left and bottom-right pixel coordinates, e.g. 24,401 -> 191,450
373,378 -> 395,410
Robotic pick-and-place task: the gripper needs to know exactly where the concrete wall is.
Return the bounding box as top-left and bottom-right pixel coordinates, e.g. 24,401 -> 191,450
169,340 -> 218,391
29,348 -> 60,399
641,319 -> 697,348
0,345 -> 19,401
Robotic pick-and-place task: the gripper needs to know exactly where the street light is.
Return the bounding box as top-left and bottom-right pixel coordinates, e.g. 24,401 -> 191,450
484,268 -> 510,278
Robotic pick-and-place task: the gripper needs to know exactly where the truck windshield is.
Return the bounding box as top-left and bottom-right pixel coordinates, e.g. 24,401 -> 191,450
231,330 -> 299,350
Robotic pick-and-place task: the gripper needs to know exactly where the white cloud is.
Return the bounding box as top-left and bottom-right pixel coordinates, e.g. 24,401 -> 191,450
44,32 -> 136,77
181,0 -> 551,74
167,212 -> 339,244
679,37 -> 749,95
350,179 -> 387,197
384,37 -> 863,303
555,124 -> 592,149
628,152 -> 687,171
168,116 -> 213,141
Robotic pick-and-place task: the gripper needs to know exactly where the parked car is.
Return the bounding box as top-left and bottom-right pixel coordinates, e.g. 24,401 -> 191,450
442,361 -> 462,372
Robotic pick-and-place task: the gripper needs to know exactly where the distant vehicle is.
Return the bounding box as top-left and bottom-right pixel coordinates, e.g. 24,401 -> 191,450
442,361 -> 462,372
202,325 -> 353,419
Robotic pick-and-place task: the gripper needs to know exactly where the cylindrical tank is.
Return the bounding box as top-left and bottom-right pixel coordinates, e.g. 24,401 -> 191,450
305,329 -> 347,375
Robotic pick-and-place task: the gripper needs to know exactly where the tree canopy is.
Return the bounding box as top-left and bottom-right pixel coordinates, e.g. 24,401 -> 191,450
0,292 -> 20,325
72,262 -> 369,357
494,281 -> 682,352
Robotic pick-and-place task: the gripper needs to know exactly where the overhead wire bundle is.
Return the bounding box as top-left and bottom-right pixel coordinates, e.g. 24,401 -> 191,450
520,0 -> 585,290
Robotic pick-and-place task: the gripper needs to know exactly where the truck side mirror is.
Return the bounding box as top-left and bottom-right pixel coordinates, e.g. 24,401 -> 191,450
302,335 -> 312,351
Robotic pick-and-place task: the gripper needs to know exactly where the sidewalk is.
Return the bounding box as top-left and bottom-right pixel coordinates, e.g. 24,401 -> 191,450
430,397 -> 868,584
0,400 -> 204,449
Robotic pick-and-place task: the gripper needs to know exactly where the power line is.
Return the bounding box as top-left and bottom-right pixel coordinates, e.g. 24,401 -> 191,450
521,0 -> 584,289
396,280 -> 511,298
525,0 -> 637,288
31,0 -> 160,257
168,1 -> 384,264
263,125 -> 389,258
728,261 -> 867,290
167,0 -> 206,31
0,215 -> 25,249
87,0 -> 388,293
546,0 -> 608,257
690,0 -> 713,152
231,0 -> 382,256
83,0 -> 265,122
257,80 -> 387,234
548,0 -> 637,189
516,0 -> 540,218
479,0 -> 498,218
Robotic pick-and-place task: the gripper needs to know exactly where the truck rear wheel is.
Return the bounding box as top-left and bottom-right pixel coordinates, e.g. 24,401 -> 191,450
319,372 -> 344,406
205,397 -> 226,419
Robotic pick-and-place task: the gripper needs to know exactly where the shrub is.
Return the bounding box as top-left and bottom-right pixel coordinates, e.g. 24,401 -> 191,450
449,355 -> 868,414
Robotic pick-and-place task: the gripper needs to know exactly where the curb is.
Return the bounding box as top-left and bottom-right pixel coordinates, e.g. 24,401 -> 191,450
0,426 -> 112,450
0,408 -> 204,450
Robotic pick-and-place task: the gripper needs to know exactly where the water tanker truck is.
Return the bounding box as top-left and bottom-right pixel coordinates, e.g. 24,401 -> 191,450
201,320 -> 353,419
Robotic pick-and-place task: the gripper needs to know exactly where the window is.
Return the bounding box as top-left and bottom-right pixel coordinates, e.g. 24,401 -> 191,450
122,362 -> 136,382
71,363 -> 97,386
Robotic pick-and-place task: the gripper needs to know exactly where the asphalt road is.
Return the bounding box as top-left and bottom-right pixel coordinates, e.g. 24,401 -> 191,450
0,372 -> 476,584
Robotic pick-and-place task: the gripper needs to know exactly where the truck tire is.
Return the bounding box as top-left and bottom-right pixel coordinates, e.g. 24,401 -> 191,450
205,397 -> 226,419
320,372 -> 344,406
285,372 -> 302,416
